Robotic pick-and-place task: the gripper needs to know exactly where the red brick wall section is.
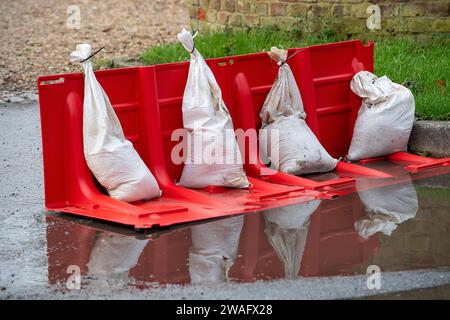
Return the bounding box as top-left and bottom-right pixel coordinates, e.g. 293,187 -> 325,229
186,0 -> 450,35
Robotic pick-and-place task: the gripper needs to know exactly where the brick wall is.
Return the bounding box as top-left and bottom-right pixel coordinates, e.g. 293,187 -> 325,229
187,0 -> 450,35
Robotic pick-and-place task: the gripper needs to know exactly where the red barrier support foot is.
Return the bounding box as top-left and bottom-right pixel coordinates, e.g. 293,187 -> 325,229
388,152 -> 450,173
336,161 -> 393,179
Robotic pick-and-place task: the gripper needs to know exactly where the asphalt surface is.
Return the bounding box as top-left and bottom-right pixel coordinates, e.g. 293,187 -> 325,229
1,101 -> 450,299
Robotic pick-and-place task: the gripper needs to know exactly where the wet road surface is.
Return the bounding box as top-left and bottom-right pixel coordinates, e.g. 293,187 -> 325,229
1,102 -> 450,299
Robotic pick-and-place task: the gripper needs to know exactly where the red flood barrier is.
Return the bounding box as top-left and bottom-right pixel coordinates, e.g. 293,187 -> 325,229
45,194 -> 379,285
37,40 -> 450,229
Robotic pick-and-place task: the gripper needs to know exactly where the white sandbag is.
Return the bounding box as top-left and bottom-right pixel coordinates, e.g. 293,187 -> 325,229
347,71 -> 415,161
259,47 -> 338,175
263,200 -> 320,278
189,216 -> 243,284
70,44 -> 161,202
354,178 -> 418,238
176,29 -> 249,189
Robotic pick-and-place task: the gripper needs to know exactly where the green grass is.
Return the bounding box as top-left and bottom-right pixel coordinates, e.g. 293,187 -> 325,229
139,26 -> 344,64
139,27 -> 449,120
374,37 -> 449,120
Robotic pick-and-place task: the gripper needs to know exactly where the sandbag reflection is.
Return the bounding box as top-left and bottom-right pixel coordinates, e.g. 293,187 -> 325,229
354,178 -> 419,238
189,216 -> 244,284
87,233 -> 149,287
263,201 -> 321,279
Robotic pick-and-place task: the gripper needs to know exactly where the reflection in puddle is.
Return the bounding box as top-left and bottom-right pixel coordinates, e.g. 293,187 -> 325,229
45,170 -> 450,291
355,177 -> 419,238
189,216 -> 243,284
87,234 -> 149,287
263,201 -> 320,279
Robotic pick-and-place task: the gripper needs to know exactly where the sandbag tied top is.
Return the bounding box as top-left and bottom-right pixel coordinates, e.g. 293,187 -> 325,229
259,47 -> 306,125
176,28 -> 231,131
176,29 -> 249,189
351,71 -> 401,105
258,47 -> 337,175
70,44 -> 124,153
70,44 -> 161,202
177,28 -> 196,54
347,71 -> 415,161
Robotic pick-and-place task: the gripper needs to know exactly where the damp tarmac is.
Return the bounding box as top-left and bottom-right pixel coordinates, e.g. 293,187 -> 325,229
1,102 -> 450,299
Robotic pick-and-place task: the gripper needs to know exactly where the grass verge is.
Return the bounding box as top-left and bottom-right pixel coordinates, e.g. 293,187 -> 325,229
139,27 -> 449,120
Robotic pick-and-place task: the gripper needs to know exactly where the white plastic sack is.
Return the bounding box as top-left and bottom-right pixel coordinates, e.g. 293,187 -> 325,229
259,47 -> 338,175
176,29 -> 249,189
263,200 -> 320,278
354,178 -> 418,238
189,216 -> 244,284
347,71 -> 415,161
70,44 -> 161,202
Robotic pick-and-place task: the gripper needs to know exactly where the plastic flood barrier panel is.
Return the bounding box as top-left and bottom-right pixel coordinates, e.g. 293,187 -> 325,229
37,40 -> 450,229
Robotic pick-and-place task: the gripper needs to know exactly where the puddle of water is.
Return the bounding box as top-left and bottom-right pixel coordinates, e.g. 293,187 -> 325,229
45,169 -> 450,290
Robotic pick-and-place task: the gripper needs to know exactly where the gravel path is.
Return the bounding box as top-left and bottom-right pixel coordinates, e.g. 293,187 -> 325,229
0,0 -> 190,98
